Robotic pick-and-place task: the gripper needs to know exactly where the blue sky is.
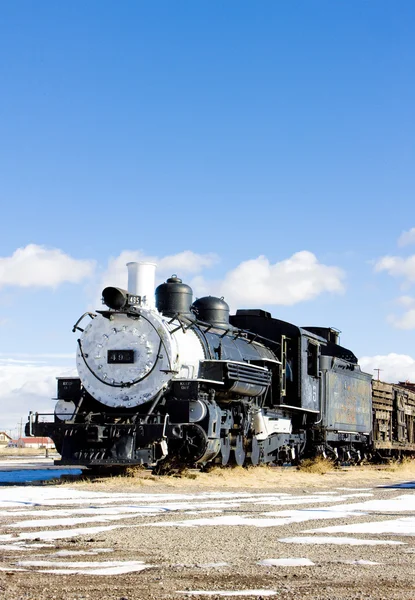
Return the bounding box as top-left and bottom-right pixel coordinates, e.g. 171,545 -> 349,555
0,1 -> 414,432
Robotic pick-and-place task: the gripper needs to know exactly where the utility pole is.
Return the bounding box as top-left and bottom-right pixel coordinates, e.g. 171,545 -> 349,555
374,368 -> 383,381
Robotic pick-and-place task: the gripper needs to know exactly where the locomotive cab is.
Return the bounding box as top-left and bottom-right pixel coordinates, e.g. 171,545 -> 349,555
231,311 -> 372,461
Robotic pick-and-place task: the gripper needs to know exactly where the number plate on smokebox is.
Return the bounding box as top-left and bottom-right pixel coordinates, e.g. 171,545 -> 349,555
107,350 -> 134,364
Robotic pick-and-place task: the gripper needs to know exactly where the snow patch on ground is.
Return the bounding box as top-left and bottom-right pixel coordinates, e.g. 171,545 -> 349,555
311,494 -> 415,514
0,544 -> 30,551
279,536 -> 404,546
343,560 -> 381,565
145,508 -> 366,529
0,483 -> 413,578
307,516 -> 415,536
52,549 -> 113,557
10,510 -> 164,529
177,591 -> 278,597
0,524 -> 120,541
145,515 -> 308,528
258,558 -> 315,566
197,562 -> 229,568
18,559 -> 153,575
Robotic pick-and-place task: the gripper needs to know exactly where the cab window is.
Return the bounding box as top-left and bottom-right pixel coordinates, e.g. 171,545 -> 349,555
307,341 -> 319,377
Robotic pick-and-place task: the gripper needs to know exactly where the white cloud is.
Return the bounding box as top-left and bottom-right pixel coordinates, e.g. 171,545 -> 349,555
157,251 -> 219,275
188,274 -> 213,299
0,359 -> 76,432
93,249 -> 343,310
388,310 -> 415,330
396,295 -> 415,308
0,353 -> 75,360
374,255 -> 415,283
398,228 -> 415,247
359,353 -> 415,383
382,297 -> 415,330
217,251 -> 345,307
374,244 -> 415,327
0,245 -> 95,289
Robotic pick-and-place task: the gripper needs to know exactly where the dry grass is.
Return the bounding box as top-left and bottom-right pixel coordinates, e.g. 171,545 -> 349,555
67,464 -> 284,490
297,456 -> 336,474
64,458 -> 415,492
383,456 -> 415,473
69,462 -> 349,491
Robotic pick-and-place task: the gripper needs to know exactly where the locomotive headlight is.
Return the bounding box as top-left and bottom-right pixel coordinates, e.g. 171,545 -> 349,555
102,287 -> 129,310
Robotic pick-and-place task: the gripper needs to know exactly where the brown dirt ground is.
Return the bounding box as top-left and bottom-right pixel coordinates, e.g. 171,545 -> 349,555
1,464 -> 415,600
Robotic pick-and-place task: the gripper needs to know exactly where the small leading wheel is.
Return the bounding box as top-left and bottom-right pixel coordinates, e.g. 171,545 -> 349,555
234,435 -> 246,466
177,424 -> 208,463
220,436 -> 231,466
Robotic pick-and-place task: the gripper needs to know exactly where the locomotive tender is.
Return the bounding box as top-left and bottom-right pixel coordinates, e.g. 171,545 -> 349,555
27,261 -> 374,468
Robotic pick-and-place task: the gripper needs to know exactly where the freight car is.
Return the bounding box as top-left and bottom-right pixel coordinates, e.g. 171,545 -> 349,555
25,261 -> 409,469
372,380 -> 415,455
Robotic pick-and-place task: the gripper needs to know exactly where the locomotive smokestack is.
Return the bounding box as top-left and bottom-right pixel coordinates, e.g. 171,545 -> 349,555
127,262 -> 156,308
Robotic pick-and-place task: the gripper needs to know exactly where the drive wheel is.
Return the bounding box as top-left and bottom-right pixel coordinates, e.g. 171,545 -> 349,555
250,437 -> 260,466
234,434 -> 246,466
220,436 -> 231,466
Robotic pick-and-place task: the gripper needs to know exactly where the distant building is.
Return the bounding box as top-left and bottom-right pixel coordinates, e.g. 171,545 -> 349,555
15,437 -> 55,449
0,432 -> 12,445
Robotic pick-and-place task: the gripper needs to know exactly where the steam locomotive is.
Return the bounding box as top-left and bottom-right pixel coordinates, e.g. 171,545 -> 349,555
27,261 -> 376,468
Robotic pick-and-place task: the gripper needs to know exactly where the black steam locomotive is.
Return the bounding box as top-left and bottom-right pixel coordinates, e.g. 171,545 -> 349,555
27,261 -> 379,469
